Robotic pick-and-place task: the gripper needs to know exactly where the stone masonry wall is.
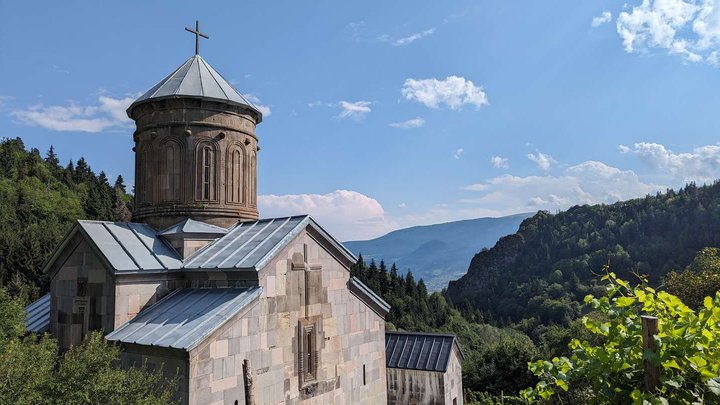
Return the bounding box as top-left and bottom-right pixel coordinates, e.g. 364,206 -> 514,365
386,368 -> 444,405
187,229 -> 388,405
50,238 -> 115,349
443,349 -> 463,405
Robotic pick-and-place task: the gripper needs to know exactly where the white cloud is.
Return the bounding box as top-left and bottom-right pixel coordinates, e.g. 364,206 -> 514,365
398,202 -> 407,208
338,101 -> 372,120
490,156 -> 509,169
621,141 -> 720,183
389,117 -> 425,129
308,100 -> 323,107
11,96 -> 134,133
592,11 -> 613,27
402,76 -> 488,110
616,0 -> 720,64
454,148 -> 465,160
527,152 -> 557,171
461,161 -> 664,215
243,94 -> 272,117
393,28 -> 436,46
259,190 -> 397,240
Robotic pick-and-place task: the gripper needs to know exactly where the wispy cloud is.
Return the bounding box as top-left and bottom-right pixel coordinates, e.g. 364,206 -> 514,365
259,189 -> 396,240
11,96 -> 134,133
389,117 -> 425,129
402,76 -> 488,110
454,148 -> 465,160
338,101 -> 372,120
392,28 -> 436,46
490,156 -> 509,169
592,11 -> 613,27
620,141 -> 720,184
243,94 -> 272,117
461,161 -> 663,215
527,152 -> 557,171
615,0 -> 720,65
0,96 -> 14,108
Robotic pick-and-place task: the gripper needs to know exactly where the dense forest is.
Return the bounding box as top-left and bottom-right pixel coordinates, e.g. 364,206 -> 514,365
447,182 -> 720,327
0,137 -> 132,299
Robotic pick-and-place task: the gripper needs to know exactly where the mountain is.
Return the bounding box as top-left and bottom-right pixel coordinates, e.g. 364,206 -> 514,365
344,213 -> 532,291
447,182 -> 720,325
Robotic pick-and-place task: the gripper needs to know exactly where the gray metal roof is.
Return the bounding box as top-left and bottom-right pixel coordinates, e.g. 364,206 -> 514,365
25,293 -> 50,334
127,55 -> 262,121
106,287 -> 262,350
44,215 -> 356,275
385,332 -> 462,372
348,277 -> 390,317
158,218 -> 228,236
77,221 -> 183,272
184,215 -> 357,271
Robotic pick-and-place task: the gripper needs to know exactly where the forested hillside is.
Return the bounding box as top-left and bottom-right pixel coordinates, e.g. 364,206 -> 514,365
344,213 -> 530,291
0,138 -> 132,299
447,182 -> 720,326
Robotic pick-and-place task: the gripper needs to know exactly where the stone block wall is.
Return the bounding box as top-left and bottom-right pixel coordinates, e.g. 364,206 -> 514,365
443,349 -> 463,405
386,367 -> 445,405
187,229 -> 388,405
50,238 -> 115,349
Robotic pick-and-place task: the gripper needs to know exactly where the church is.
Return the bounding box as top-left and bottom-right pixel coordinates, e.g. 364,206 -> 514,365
25,22 -> 463,405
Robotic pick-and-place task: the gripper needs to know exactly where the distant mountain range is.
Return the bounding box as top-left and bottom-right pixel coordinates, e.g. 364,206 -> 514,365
343,213 -> 532,291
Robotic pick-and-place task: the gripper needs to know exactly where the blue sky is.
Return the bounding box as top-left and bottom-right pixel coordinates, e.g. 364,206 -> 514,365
2,0 -> 720,240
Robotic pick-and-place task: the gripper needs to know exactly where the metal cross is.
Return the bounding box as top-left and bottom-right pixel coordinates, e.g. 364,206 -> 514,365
185,20 -> 209,55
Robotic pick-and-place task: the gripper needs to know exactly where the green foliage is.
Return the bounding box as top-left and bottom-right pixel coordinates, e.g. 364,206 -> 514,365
665,247 -> 720,309
0,137 -> 133,298
522,273 -> 720,404
351,256 -> 539,399
0,288 -> 176,405
449,182 -> 720,326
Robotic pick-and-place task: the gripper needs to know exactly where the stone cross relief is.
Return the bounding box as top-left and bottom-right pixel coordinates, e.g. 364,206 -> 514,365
291,243 -> 322,320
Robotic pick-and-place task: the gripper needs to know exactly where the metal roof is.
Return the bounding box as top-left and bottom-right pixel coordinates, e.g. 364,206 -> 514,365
106,287 -> 262,350
348,277 -> 390,317
25,293 -> 50,333
126,55 -> 262,121
77,220 -> 183,272
385,332 -> 462,372
158,218 -> 228,236
43,215 -> 356,275
184,215 -> 357,271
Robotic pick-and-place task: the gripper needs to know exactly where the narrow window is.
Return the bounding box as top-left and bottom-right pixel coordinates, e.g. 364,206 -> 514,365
363,364 -> 366,385
300,323 -> 318,384
203,147 -> 211,199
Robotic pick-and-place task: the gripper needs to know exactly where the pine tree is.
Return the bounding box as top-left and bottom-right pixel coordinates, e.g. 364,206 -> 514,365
114,175 -> 126,193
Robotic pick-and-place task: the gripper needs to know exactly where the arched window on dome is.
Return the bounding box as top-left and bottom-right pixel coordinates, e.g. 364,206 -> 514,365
196,143 -> 217,201
138,146 -> 151,204
249,149 -> 257,207
227,144 -> 245,204
160,141 -> 182,202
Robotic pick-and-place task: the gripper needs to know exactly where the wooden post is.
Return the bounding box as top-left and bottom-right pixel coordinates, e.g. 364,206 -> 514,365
641,316 -> 660,392
243,359 -> 255,405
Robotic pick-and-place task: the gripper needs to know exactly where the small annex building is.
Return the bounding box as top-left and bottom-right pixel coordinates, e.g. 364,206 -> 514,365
24,23 -> 462,405
385,332 -> 464,405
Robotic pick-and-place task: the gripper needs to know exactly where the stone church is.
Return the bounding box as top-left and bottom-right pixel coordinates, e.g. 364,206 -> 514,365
24,25 -> 463,405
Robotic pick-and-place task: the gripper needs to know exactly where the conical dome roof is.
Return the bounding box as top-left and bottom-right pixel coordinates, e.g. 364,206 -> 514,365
126,55 -> 262,122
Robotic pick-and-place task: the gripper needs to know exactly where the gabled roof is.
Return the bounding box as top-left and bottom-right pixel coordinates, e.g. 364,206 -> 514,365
106,287 -> 262,350
43,221 -> 183,275
158,218 -> 228,237
385,331 -> 464,372
126,55 -> 262,121
44,216 -> 356,275
184,215 -> 357,271
25,293 -> 50,333
348,277 -> 390,317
